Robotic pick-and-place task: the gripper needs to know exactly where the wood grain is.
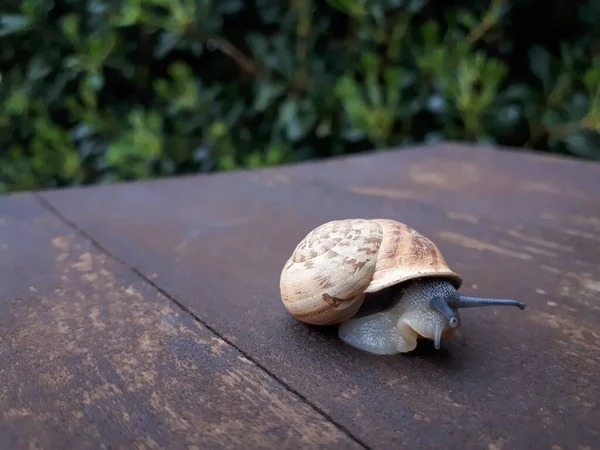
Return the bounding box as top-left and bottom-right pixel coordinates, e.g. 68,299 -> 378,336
0,194 -> 361,450
39,144 -> 600,450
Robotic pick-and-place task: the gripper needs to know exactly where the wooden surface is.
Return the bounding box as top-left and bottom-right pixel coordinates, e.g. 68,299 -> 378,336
1,143 -> 599,450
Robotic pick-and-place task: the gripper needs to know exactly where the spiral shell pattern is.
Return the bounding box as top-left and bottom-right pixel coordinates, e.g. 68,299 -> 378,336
279,218 -> 462,325
280,219 -> 382,325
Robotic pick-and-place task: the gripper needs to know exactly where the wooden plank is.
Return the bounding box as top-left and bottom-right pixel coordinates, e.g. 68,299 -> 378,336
273,142 -> 600,276
39,146 -> 600,450
0,194 -> 362,450
272,142 -> 600,233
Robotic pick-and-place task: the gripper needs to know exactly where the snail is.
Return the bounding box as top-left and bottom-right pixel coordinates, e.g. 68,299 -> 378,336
279,218 -> 526,355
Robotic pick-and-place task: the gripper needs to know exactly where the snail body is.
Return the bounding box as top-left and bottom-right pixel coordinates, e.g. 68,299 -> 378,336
279,219 -> 526,355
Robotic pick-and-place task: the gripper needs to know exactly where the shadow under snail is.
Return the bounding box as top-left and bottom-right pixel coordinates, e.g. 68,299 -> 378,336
279,218 -> 527,355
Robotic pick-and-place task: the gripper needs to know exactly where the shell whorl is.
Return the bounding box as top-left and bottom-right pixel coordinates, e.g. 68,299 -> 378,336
280,219 -> 382,325
279,218 -> 462,325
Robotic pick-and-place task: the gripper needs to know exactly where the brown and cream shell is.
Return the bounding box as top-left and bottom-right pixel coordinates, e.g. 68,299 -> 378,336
279,218 -> 463,325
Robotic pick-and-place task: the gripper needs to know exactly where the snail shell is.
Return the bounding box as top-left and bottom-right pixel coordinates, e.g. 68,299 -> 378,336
279,218 -> 462,326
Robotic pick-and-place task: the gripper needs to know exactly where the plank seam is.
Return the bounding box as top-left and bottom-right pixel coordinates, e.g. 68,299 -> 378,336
34,192 -> 371,450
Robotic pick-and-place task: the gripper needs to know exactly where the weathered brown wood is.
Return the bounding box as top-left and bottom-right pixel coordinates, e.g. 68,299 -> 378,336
273,142 -> 600,233
0,194 -> 361,449
39,144 -> 600,450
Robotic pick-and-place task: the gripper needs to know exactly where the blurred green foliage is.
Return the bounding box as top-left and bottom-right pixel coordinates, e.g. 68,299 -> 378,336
1,0 -> 600,192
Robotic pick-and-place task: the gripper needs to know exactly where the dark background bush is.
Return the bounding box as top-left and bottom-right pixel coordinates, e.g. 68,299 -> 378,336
1,0 -> 599,193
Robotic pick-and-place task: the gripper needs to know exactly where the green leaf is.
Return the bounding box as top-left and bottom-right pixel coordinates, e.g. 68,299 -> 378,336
427,94 -> 446,113
219,154 -> 237,170
335,75 -> 360,99
497,83 -> 534,103
216,0 -> 244,14
583,67 -> 600,95
456,10 -> 478,29
4,90 -> 29,116
86,72 -> 105,91
341,127 -> 367,142
60,14 -> 79,42
316,119 -> 331,137
71,123 -> 95,141
245,151 -> 262,168
267,144 -> 287,165
562,132 -> 600,160
488,104 -> 522,134
155,31 -> 181,59
408,0 -> 425,13
421,20 -> 440,47
246,33 -> 269,59
88,33 -> 116,67
278,97 -> 301,140
529,45 -> 552,94
0,14 -> 32,36
27,57 -> 52,80
62,151 -> 82,177
424,131 -> 444,144
209,122 -> 228,139
360,52 -> 379,74
277,97 -> 316,141
112,2 -> 141,26
325,0 -> 366,18
253,82 -> 287,112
